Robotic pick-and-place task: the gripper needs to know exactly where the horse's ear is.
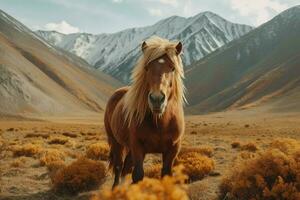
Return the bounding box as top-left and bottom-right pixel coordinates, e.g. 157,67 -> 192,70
142,41 -> 147,53
175,42 -> 182,55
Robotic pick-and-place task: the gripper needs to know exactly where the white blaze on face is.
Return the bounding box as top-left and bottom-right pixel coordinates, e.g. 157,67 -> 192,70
158,58 -> 165,64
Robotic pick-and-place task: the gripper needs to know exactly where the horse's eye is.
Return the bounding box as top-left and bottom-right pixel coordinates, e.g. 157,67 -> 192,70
158,58 -> 165,64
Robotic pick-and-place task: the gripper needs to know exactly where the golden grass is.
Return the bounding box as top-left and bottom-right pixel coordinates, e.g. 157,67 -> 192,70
220,139 -> 300,200
144,164 -> 162,179
144,147 -> 215,181
62,132 -> 77,138
25,132 -> 49,139
231,141 -> 241,149
240,142 -> 258,152
93,165 -> 188,200
40,149 -> 65,167
85,142 -> 109,160
51,157 -> 106,194
176,152 -> 215,182
10,157 -> 26,168
12,144 -> 41,157
179,146 -> 214,157
48,136 -> 69,145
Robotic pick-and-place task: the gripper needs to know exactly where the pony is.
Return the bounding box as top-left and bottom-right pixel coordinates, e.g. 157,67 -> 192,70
104,36 -> 185,188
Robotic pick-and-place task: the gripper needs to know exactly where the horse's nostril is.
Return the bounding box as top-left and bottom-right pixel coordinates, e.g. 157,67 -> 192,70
160,92 -> 165,103
149,94 -> 156,103
149,92 -> 165,105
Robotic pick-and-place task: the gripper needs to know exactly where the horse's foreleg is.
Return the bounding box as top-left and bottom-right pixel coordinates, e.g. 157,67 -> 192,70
121,152 -> 133,177
112,143 -> 124,188
131,143 -> 145,183
161,143 -> 180,177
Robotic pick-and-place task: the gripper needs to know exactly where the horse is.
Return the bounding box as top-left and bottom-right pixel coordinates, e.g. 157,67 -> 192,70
104,36 -> 186,188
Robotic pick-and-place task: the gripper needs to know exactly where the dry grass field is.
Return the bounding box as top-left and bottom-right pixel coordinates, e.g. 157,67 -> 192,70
0,111 -> 299,200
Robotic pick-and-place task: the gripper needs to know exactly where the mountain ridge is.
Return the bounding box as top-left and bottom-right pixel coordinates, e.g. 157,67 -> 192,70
37,11 -> 253,83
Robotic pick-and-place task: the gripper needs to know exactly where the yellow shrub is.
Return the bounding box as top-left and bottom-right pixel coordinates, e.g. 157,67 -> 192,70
220,145 -> 300,200
51,157 -> 106,194
231,141 -> 241,149
93,165 -> 188,200
40,149 -> 65,167
176,152 -> 214,182
270,138 -> 300,154
179,146 -> 213,157
48,136 -> 68,145
12,144 -> 41,157
86,142 -> 109,160
240,142 -> 258,152
145,164 -> 162,179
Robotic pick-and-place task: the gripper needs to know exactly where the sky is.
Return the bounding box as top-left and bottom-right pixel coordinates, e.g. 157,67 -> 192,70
0,0 -> 299,34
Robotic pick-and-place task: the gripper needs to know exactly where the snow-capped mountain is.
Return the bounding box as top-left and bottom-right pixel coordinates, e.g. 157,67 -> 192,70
37,12 -> 253,83
185,6 -> 300,114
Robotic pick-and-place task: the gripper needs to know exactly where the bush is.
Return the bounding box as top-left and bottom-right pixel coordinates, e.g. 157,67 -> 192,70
144,164 -> 162,179
175,152 -> 215,182
93,165 -> 188,200
12,144 -> 41,157
51,157 -> 106,194
40,149 -> 65,167
231,141 -> 241,149
240,142 -> 258,152
86,142 -> 109,160
220,139 -> 300,200
144,147 -> 215,181
179,146 -> 213,157
48,136 -> 68,145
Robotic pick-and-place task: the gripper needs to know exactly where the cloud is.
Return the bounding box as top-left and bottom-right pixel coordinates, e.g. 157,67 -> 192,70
148,8 -> 163,16
159,0 -> 178,7
230,0 -> 288,25
112,0 -> 123,3
44,21 -> 80,34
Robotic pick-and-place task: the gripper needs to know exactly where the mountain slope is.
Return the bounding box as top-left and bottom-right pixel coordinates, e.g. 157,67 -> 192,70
37,12 -> 253,83
185,6 -> 300,114
0,10 -> 121,117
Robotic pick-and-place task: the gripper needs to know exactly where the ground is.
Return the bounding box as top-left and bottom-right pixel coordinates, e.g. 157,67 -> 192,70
0,111 -> 299,200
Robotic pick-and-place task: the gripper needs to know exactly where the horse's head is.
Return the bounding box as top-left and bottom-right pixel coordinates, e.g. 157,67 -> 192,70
142,41 -> 183,115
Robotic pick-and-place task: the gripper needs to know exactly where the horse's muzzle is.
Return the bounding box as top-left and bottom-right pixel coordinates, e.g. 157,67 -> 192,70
149,92 -> 166,113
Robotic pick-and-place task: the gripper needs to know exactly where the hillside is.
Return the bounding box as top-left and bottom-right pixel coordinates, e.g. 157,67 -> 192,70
0,10 -> 121,118
37,12 -> 253,83
185,6 -> 300,114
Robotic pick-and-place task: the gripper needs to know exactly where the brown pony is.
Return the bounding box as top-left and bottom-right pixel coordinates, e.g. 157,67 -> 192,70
104,36 -> 185,188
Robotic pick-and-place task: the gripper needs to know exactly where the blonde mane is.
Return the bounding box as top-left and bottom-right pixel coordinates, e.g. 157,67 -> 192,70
123,36 -> 186,126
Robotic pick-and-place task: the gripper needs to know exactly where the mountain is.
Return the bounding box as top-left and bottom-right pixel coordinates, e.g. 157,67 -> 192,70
36,12 -> 253,83
185,6 -> 300,114
0,10 -> 121,117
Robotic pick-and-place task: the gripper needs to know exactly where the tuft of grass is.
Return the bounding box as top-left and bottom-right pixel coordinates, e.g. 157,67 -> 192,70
85,142 -> 109,160
62,132 -> 77,138
6,128 -> 14,132
93,165 -> 188,200
40,149 -> 65,167
231,141 -> 241,149
179,146 -> 214,157
175,152 -> 215,182
240,142 -> 258,152
10,157 -> 26,168
144,164 -> 162,179
12,144 -> 41,157
51,157 -> 106,194
25,133 -> 49,139
48,136 -> 68,145
220,139 -> 300,200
